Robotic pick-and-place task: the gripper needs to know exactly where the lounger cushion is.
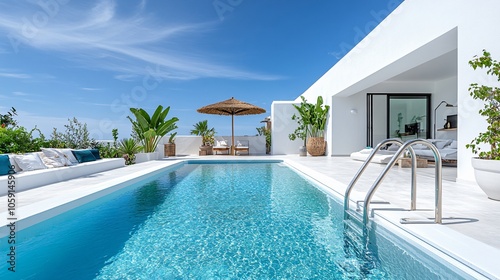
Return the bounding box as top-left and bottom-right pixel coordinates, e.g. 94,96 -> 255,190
59,149 -> 79,164
447,140 -> 458,149
6,155 -> 21,172
72,149 -> 97,163
89,149 -> 101,160
350,150 -> 396,164
39,152 -> 66,168
41,148 -> 73,166
359,148 -> 373,154
429,139 -> 452,149
0,155 -> 14,175
12,153 -> 47,171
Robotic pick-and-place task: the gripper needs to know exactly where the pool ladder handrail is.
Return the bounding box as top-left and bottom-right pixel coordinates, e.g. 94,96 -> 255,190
344,138 -> 408,218
343,138 -> 443,226
362,139 -> 443,226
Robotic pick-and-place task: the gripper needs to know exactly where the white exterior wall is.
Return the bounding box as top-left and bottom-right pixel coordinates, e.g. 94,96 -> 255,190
434,76 -> 458,140
271,0 -> 500,182
271,101 -> 302,155
330,94 -> 364,155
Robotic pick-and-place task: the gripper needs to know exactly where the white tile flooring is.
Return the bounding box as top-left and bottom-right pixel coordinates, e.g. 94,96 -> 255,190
1,155 -> 499,278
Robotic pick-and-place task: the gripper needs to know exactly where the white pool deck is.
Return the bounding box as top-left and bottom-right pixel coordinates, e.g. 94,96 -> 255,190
1,155 -> 499,278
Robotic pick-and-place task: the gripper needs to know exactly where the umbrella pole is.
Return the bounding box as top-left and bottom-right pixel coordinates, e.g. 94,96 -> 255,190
232,114 -> 235,155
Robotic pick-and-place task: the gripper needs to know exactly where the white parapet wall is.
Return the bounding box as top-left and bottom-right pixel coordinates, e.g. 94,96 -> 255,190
157,135 -> 266,156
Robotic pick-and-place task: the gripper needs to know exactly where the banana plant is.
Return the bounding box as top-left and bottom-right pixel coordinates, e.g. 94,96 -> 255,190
127,105 -> 179,153
309,96 -> 330,137
290,96 -> 330,141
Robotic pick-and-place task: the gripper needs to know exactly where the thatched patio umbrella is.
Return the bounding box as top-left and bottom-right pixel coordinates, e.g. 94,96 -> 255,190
197,97 -> 266,155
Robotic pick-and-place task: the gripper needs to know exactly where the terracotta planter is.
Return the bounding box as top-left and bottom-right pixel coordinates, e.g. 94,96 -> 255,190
306,137 -> 326,156
471,157 -> 500,201
164,143 -> 176,157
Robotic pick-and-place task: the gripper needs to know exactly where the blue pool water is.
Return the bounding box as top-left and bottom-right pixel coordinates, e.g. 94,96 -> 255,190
1,162 -> 467,279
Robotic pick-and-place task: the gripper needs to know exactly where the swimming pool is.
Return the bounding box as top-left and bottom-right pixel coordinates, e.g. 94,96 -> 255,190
1,161 -> 471,279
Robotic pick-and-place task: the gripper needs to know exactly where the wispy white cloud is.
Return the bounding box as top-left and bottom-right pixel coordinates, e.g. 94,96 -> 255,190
0,0 -> 283,81
0,72 -> 30,79
81,87 -> 103,91
114,74 -> 138,82
12,91 -> 29,96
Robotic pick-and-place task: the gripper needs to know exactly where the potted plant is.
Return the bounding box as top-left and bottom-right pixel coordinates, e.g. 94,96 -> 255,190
128,105 -> 178,160
288,113 -> 307,156
466,49 -> 500,200
117,138 -> 142,165
190,120 -> 216,155
290,96 -> 330,156
164,132 -> 177,157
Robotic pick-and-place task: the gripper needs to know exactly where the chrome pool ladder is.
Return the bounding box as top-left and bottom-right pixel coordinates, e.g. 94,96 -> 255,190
343,138 -> 443,227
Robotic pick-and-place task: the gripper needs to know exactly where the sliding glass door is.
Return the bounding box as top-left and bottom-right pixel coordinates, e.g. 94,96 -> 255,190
367,94 -> 431,147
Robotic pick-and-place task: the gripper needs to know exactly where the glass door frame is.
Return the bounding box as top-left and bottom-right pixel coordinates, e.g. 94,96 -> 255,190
367,93 -> 431,147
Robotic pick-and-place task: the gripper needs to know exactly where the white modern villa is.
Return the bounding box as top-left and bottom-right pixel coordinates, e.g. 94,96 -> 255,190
271,0 -> 500,184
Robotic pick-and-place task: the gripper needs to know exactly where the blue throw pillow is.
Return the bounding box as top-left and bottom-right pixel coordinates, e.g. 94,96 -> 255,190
71,150 -> 97,163
89,149 -> 101,160
0,155 -> 15,176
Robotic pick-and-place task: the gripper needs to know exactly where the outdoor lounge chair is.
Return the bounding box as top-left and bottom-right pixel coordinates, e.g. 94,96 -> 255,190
213,139 -> 230,155
234,140 -> 249,155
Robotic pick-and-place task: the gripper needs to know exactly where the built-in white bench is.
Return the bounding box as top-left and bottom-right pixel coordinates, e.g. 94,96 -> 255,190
0,158 -> 125,196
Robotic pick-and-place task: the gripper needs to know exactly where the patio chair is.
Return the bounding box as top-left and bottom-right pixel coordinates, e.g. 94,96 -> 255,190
234,140 -> 249,155
213,138 -> 230,155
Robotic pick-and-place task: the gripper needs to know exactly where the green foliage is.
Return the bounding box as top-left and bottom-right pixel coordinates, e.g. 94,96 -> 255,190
28,126 -> 50,152
0,114 -> 99,153
466,50 -> 500,160
0,107 -> 17,128
289,96 -> 330,144
257,126 -> 271,154
0,126 -> 31,153
0,124 -> 51,153
118,138 -> 143,165
289,113 -> 307,146
98,143 -> 118,158
96,128 -> 120,158
0,108 -> 50,153
50,118 -> 95,149
128,105 -> 179,153
168,132 -> 177,143
190,120 -> 216,146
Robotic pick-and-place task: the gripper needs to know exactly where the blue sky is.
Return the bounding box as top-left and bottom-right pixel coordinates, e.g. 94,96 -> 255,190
0,0 -> 403,140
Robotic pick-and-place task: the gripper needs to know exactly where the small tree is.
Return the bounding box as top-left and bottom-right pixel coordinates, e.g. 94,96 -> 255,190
466,50 -> 500,160
190,120 -> 215,146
